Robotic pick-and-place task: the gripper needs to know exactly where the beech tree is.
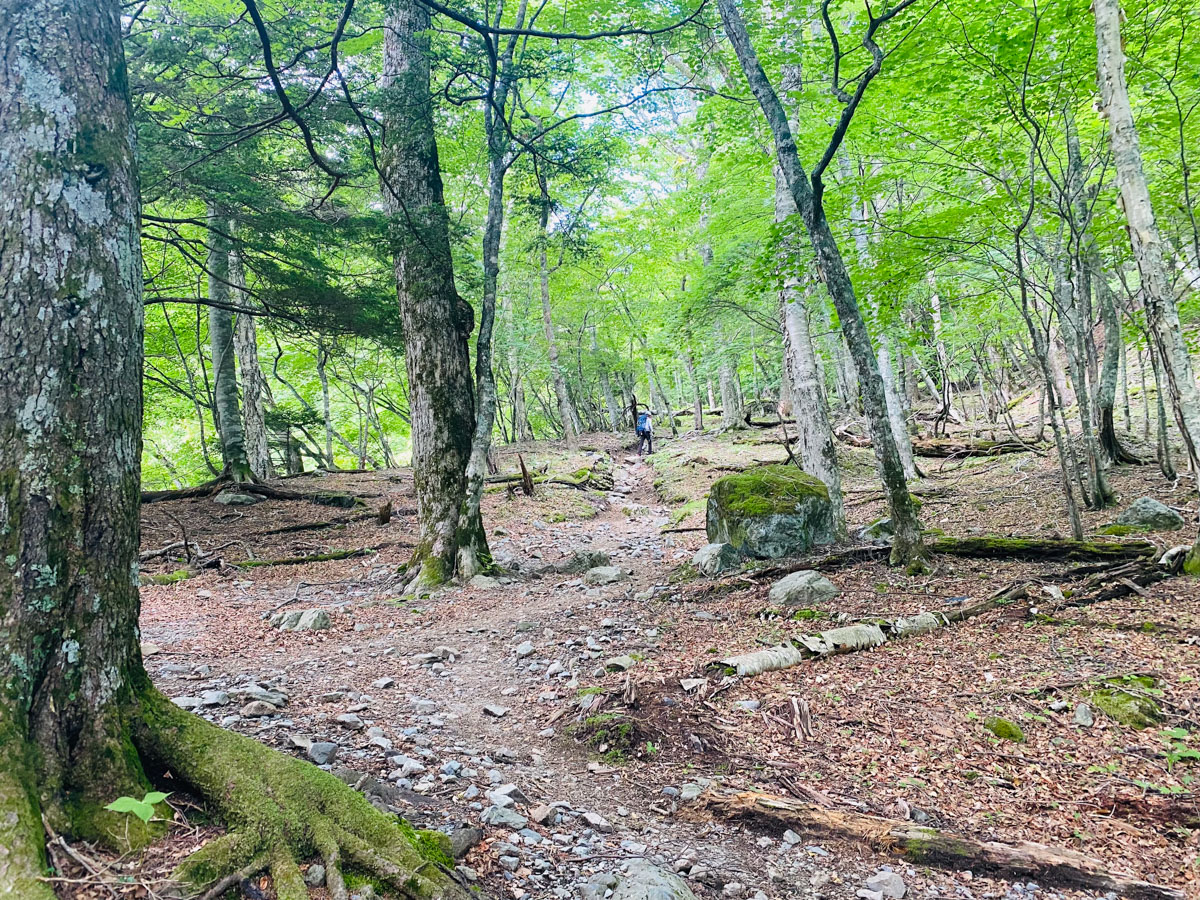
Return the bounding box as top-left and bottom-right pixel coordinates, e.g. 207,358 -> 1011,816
0,3 -> 476,897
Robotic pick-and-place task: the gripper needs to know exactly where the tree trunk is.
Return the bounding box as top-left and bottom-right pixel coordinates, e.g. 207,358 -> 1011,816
716,0 -> 923,566
316,337 -> 336,468
718,324 -> 745,431
537,189 -> 580,447
595,327 -> 622,432
1094,0 -> 1200,471
229,247 -> 274,479
775,165 -> 846,535
380,0 -> 485,590
207,205 -> 253,482
683,351 -> 705,430
459,0 -> 527,577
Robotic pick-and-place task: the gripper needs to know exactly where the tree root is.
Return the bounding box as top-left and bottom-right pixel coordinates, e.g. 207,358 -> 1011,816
232,547 -> 377,568
132,683 -> 472,900
702,789 -> 1184,900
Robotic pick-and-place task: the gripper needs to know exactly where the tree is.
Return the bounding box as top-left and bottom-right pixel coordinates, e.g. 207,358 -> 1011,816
379,0 -> 489,590
715,0 -> 925,567
0,3 -> 475,897
207,205 -> 254,482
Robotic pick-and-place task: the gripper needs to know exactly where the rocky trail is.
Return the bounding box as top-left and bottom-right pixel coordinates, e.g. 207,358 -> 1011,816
114,432 -> 1200,900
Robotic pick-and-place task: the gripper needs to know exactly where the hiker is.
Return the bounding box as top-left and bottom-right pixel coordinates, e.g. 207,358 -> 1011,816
636,409 -> 654,455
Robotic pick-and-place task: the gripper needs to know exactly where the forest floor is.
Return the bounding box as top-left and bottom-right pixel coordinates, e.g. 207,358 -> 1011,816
58,421 -> 1200,900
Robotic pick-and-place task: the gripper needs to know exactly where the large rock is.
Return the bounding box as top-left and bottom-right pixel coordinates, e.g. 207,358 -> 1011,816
692,542 -> 739,576
1115,496 -> 1185,531
611,859 -> 697,900
584,565 -> 625,585
768,570 -> 838,606
706,464 -> 835,559
270,608 -> 331,632
214,491 -> 262,506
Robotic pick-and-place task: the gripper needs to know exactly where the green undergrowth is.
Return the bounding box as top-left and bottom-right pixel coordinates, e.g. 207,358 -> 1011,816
1089,675 -> 1163,729
140,568 -> 191,585
571,713 -> 637,763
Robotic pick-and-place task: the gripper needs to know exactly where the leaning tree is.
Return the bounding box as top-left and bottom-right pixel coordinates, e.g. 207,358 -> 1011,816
0,3 -> 473,898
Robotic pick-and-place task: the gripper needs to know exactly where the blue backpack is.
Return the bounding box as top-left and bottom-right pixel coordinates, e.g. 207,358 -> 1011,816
637,412 -> 650,434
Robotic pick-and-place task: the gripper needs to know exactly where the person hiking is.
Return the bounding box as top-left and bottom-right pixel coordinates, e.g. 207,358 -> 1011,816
636,409 -> 654,455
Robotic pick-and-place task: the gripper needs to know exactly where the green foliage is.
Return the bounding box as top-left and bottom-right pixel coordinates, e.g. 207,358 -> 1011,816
105,791 -> 170,824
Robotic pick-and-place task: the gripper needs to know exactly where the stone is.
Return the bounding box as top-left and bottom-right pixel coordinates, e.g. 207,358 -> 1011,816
481,805 -> 528,828
706,464 -> 835,559
983,717 -> 1024,742
582,811 -> 613,832
470,574 -> 501,589
304,863 -> 326,887
611,859 -> 698,900
372,677 -> 395,689
172,696 -> 202,710
857,517 -> 894,542
239,700 -> 278,717
680,780 -> 709,802
308,742 -> 339,765
270,607 -> 331,632
865,871 -> 907,899
1115,497 -> 1185,532
336,713 -> 364,730
388,754 -> 426,778
605,654 -> 637,672
768,570 -> 839,606
483,704 -> 511,718
692,542 -> 740,576
498,855 -> 520,871
515,640 -> 536,658
723,884 -> 745,898
448,825 -> 484,858
546,549 -> 612,574
199,690 -> 229,706
529,803 -> 556,825
1073,704 -> 1094,727
1090,676 -> 1163,729
584,566 -> 626,585
214,491 -> 261,506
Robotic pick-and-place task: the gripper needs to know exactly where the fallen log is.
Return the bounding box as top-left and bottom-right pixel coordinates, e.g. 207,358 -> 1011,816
831,429 -> 1048,458
704,790 -> 1183,900
233,547 -> 375,568
715,582 -> 1029,677
927,535 -> 1157,561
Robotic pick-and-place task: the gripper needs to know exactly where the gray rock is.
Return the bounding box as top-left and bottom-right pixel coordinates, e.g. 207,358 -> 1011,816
448,825 -> 483,858
270,607 -> 331,632
768,570 -> 838,606
611,859 -> 698,900
214,491 -> 261,506
582,811 -> 613,832
857,517 -> 894,543
304,863 -> 326,887
706,465 -> 835,559
605,654 -> 637,672
336,713 -> 364,730
515,640 -> 536,658
239,700 -> 278,717
544,549 -> 612,575
481,805 -> 528,828
172,696 -> 202,710
483,704 -> 511,718
470,574 -> 501,590
692,543 -> 740,576
865,871 -> 907,899
371,677 -> 395,689
199,690 -> 229,706
498,855 -> 520,871
680,780 -> 709,802
1073,703 -> 1094,727
308,742 -> 339,765
584,565 -> 626,585
1115,497 -> 1185,531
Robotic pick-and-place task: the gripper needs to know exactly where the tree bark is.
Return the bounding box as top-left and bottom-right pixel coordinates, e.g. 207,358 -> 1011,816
717,324 -> 745,431
316,337 -> 336,468
380,0 -> 486,590
537,184 -> 580,447
776,166 -> 846,535
1094,0 -> 1200,471
229,247 -> 274,479
207,205 -> 253,482
596,328 -> 623,432
716,0 -> 923,566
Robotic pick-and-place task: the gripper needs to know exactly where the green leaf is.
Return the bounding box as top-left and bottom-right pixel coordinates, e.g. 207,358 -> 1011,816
143,791 -> 171,804
105,796 -> 154,823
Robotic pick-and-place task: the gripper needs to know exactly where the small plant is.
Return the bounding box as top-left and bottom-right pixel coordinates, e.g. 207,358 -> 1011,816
644,741 -> 659,756
1161,728 -> 1200,771
105,791 -> 170,824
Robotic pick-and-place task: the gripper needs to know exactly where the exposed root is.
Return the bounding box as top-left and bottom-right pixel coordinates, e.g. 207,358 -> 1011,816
132,683 -> 472,900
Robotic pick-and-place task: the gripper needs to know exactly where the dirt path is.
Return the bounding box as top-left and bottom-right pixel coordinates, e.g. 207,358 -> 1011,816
136,434 -> 1200,900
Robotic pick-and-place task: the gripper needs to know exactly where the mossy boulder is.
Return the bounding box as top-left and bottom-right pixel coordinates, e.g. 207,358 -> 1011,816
1115,497 -> 1185,532
1089,676 -> 1162,729
984,716 -> 1025,742
706,464 -> 835,559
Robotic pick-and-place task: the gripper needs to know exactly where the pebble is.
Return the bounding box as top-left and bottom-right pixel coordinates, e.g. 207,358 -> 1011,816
304,863 -> 326,887
515,641 -> 536,658
335,713 -> 364,730
240,700 -> 278,717
865,871 -> 907,899
1073,704 -> 1094,727
483,704 -> 511,718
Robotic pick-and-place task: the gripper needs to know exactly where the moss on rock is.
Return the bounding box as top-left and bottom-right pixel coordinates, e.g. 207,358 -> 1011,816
983,717 -> 1025,742
706,464 -> 835,559
1089,676 -> 1162,729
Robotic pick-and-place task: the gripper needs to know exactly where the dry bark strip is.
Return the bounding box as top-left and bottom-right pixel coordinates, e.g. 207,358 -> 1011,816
704,790 -> 1184,900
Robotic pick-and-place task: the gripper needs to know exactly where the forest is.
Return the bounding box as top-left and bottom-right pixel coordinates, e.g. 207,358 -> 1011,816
1,0 -> 1199,899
